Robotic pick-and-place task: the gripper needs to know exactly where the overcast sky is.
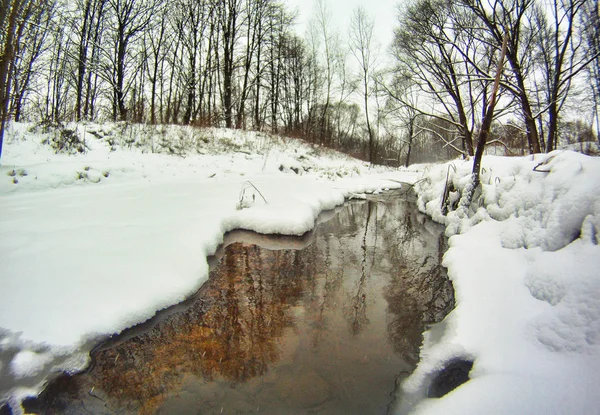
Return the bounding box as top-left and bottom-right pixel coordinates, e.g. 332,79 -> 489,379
284,0 -> 402,54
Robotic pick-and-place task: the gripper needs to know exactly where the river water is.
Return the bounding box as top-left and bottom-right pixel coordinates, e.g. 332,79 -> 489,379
33,191 -> 454,415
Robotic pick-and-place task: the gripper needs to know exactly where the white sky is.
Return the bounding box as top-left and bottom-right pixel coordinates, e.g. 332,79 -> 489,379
284,0 -> 402,53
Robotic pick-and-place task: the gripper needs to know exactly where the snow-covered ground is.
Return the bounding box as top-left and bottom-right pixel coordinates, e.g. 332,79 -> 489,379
394,152 -> 600,414
0,122 -> 417,411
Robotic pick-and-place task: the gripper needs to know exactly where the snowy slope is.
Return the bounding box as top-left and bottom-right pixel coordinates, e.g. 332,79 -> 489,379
0,122 -> 418,410
394,152 -> 600,414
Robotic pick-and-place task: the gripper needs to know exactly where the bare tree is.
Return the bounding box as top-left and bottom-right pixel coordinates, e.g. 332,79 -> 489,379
472,35 -> 508,190
535,0 -> 595,152
460,0 -> 542,154
380,69 -> 423,167
349,6 -> 377,162
171,0 -> 210,125
0,0 -> 48,159
9,0 -> 52,121
235,0 -> 274,129
103,0 -> 159,121
308,0 -> 344,145
43,13 -> 72,122
277,34 -> 306,134
393,0 -> 489,157
82,0 -> 108,120
581,0 -> 600,143
73,0 -> 107,121
0,0 -> 23,158
143,5 -> 170,124
216,0 -> 243,128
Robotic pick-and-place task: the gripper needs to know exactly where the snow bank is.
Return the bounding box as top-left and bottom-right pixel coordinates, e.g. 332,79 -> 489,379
0,122 -> 417,410
394,151 -> 600,414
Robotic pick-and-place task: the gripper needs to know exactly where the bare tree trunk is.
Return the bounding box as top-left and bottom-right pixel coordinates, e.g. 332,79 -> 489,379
546,102 -> 558,152
405,116 -> 415,168
219,0 -> 239,129
0,0 -> 24,160
75,0 -> 92,121
471,35 -> 508,198
254,40 -> 261,129
462,0 -> 542,154
84,0 -> 105,120
236,0 -> 262,129
148,19 -> 166,125
116,28 -> 127,120
350,7 -> 377,162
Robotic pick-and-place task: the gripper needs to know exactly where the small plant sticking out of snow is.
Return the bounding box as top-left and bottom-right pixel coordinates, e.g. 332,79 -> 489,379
236,181 -> 268,210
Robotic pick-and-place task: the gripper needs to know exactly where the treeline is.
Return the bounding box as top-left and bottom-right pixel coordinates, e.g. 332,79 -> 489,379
1,0 -> 367,159
1,0 -> 599,164
1,0 -> 311,128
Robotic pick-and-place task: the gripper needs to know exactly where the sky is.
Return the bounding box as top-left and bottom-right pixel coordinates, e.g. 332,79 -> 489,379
284,0 -> 402,53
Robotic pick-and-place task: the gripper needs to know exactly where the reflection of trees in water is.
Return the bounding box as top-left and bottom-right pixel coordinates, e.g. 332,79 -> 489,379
345,201 -> 375,336
382,201 -> 454,367
310,233 -> 342,348
320,196 -> 452,346
41,243 -> 311,414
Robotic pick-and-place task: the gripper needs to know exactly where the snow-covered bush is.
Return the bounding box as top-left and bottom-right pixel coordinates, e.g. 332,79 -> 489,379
416,151 -> 600,250
394,151 -> 600,414
41,125 -> 88,155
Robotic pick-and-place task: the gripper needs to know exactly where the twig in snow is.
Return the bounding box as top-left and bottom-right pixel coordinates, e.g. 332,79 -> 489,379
243,181 -> 268,204
237,181 -> 268,210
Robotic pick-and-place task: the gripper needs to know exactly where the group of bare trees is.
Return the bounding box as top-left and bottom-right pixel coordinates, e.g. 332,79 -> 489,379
388,0 -> 600,163
0,0 -> 598,163
0,0 -> 318,155
1,0 -> 51,158
0,0 -> 388,162
583,0 -> 600,137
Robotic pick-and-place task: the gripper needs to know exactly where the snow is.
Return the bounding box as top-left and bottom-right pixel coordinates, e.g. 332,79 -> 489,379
394,151 -> 600,414
0,122 -> 417,410
9,351 -> 53,379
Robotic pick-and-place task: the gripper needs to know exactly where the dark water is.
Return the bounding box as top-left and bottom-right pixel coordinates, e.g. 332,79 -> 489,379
34,191 -> 453,415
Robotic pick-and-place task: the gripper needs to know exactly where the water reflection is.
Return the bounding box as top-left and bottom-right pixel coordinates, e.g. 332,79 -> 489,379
37,192 -> 453,415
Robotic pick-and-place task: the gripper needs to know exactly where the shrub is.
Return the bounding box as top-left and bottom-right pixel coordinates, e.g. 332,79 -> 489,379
42,126 -> 88,155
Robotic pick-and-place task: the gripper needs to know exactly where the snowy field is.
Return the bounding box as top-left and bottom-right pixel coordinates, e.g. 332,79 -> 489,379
0,122 -> 417,411
394,152 -> 600,414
